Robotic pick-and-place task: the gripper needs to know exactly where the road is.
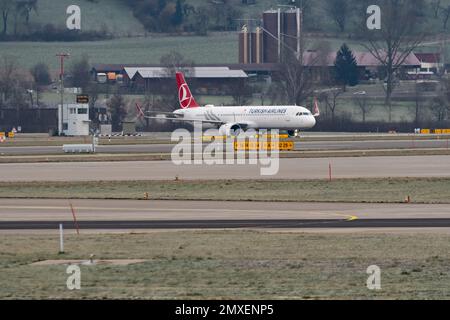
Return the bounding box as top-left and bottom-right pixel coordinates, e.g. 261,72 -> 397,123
0,199 -> 449,230
1,139 -> 449,155
1,155 -> 449,181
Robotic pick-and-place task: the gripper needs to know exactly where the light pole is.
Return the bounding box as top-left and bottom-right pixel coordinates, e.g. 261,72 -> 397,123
56,53 -> 70,136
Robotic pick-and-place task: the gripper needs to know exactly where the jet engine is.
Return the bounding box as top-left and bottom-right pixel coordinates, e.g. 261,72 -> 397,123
219,123 -> 242,137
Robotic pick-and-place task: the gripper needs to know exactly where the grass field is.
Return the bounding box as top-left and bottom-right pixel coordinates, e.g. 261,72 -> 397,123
1,178 -> 449,203
0,33 -> 238,70
1,231 -> 449,299
7,0 -> 145,36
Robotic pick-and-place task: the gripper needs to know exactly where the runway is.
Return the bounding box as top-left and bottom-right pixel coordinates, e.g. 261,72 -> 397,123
1,199 -> 449,231
3,218 -> 450,230
1,139 -> 449,155
1,155 -> 450,181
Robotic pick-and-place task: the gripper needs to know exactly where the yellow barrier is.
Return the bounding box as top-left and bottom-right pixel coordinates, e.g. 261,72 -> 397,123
420,129 -> 450,134
203,134 -> 290,142
234,140 -> 294,151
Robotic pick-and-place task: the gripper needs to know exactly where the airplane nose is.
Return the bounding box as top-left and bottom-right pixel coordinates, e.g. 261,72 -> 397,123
310,116 -> 316,128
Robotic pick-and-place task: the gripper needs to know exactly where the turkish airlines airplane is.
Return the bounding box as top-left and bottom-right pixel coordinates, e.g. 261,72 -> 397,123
137,72 -> 319,136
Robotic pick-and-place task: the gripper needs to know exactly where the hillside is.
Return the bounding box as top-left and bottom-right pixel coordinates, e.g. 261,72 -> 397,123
8,0 -> 145,37
8,0 -> 450,36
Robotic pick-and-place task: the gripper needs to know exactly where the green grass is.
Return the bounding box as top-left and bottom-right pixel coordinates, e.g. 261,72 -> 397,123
1,178 -> 450,203
7,0 -> 144,36
0,34 -> 237,70
1,231 -> 449,299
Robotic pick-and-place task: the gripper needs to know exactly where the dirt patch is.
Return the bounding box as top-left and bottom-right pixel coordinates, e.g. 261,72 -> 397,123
30,259 -> 147,266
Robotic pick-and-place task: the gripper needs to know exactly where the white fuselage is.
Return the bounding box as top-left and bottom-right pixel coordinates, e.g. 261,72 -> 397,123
174,105 -> 316,130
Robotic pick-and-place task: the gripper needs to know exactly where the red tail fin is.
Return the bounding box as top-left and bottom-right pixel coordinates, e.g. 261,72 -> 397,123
313,97 -> 320,117
176,72 -> 199,109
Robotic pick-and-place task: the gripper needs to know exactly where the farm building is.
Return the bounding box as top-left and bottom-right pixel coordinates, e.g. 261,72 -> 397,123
123,67 -> 247,94
414,53 -> 444,74
91,64 -> 251,94
300,51 -> 421,83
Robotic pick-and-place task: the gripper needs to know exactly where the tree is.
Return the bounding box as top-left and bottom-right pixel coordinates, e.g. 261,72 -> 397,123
17,0 -> 38,28
432,0 -> 442,18
0,55 -> 33,125
362,0 -> 425,123
334,44 -> 358,89
160,51 -> 194,77
413,82 -> 427,127
171,0 -> 183,26
0,55 -> 18,104
70,55 -> 91,90
0,0 -> 14,35
318,88 -> 344,123
192,5 -> 209,36
326,0 -> 348,32
277,50 -> 315,105
439,5 -> 450,29
160,51 -> 194,106
107,94 -> 127,131
230,80 -> 253,105
30,62 -> 51,86
353,93 -> 373,123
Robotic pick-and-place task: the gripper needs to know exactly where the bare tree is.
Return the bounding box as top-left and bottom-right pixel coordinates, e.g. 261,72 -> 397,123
432,0 -> 442,18
362,0 -> 425,123
413,81 -> 427,127
440,5 -> 450,29
107,94 -> 127,131
318,88 -> 344,123
276,38 -> 330,105
0,0 -> 14,35
70,55 -> 91,90
160,51 -> 195,109
160,51 -> 194,77
353,93 -> 374,123
230,80 -> 253,106
0,55 -> 19,104
430,96 -> 447,122
276,51 -> 314,105
326,0 -> 349,32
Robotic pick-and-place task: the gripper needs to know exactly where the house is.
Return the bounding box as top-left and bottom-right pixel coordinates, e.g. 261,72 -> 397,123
414,53 -> 443,74
302,51 -> 421,83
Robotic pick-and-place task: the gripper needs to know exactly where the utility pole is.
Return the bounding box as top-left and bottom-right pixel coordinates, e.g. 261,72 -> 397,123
56,53 -> 70,136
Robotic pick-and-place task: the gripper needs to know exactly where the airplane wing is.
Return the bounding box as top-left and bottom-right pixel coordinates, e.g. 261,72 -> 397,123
138,114 -> 224,124
136,103 -> 224,124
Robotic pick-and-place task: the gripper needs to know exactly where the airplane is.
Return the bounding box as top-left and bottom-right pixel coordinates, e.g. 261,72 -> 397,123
136,72 -> 319,136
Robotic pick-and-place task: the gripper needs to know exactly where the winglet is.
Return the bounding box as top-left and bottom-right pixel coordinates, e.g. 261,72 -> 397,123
313,97 -> 320,117
135,103 -> 145,118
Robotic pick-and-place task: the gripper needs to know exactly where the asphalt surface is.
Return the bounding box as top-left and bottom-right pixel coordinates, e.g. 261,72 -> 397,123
1,199 -> 449,231
1,155 -> 450,181
3,218 -> 450,230
1,139 -> 449,155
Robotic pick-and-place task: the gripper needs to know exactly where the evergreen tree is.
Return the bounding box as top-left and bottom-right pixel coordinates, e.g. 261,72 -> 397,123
334,44 -> 359,89
172,0 -> 183,26
157,0 -> 167,13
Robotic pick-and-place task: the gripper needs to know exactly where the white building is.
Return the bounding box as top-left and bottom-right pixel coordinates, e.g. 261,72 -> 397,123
58,103 -> 90,136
